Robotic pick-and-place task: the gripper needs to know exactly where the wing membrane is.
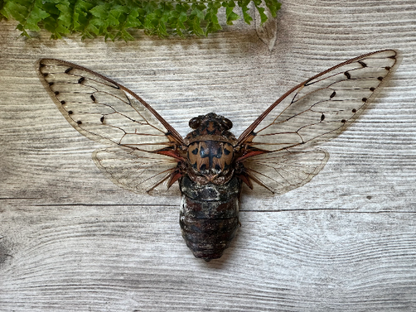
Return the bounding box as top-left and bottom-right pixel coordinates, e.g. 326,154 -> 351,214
238,50 -> 400,193
244,149 -> 329,195
38,59 -> 184,193
238,50 -> 400,151
38,59 -> 184,151
93,147 -> 180,194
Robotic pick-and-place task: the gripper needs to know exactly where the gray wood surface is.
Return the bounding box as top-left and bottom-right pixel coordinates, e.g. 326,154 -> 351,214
1,1 -> 416,311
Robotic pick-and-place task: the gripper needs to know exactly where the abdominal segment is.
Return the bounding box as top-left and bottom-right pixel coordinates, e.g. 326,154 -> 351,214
179,176 -> 241,261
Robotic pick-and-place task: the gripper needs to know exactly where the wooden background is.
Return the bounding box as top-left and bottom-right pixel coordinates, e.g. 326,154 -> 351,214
1,1 -> 416,311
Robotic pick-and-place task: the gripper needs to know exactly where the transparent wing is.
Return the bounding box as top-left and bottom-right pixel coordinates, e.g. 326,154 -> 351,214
243,149 -> 329,195
237,49 -> 401,151
237,50 -> 400,193
38,58 -> 184,193
38,58 -> 184,151
93,147 -> 180,195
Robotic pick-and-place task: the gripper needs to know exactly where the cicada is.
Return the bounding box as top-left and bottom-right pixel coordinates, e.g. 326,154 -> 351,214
37,50 -> 400,261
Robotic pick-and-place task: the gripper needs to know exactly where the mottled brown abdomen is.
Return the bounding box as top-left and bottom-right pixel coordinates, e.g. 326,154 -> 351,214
179,176 -> 241,261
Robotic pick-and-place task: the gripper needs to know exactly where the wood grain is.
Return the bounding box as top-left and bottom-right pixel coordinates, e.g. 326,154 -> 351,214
1,0 -> 416,311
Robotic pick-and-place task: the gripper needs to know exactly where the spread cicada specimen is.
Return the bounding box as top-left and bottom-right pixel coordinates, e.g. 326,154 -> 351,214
37,50 -> 400,261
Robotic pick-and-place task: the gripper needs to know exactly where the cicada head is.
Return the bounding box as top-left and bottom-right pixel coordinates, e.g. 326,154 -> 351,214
188,112 -> 233,132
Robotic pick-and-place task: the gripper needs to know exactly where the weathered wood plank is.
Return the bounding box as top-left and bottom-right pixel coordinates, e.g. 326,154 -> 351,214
1,205 -> 415,311
1,0 -> 416,311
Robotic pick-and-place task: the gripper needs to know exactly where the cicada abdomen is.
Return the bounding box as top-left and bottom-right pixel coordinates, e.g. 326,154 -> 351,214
179,176 -> 240,261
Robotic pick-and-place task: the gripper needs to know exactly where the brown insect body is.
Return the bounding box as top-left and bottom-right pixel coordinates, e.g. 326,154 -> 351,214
37,50 -> 399,261
179,175 -> 240,261
179,113 -> 242,261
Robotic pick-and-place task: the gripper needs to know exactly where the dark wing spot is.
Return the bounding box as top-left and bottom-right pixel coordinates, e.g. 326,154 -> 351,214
48,82 -> 54,86
370,87 -> 375,91
60,100 -> 66,104
321,114 -> 325,122
42,73 -> 48,77
388,55 -> 396,59
385,66 -> 391,70
330,91 -> 336,99
192,148 -> 198,155
224,148 -> 231,156
78,77 -> 85,84
377,77 -> 383,81
200,164 -> 207,171
100,116 -> 105,123
77,120 -> 82,125
341,119 -> 346,123
362,97 -> 367,102
90,94 -> 96,102
215,164 -> 221,171
39,63 -> 46,68
352,109 -> 357,113
54,91 -> 60,95
65,67 -> 73,74
68,111 -> 73,115
358,61 -> 367,67
344,71 -> 351,79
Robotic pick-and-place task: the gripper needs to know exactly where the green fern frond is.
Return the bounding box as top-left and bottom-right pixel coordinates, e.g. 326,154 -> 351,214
0,0 -> 281,39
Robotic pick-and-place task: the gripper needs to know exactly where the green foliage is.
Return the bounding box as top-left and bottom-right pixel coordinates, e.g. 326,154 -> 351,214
0,0 -> 281,39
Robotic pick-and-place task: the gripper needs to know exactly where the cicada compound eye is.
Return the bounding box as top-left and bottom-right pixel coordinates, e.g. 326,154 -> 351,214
222,118 -> 233,131
189,116 -> 202,129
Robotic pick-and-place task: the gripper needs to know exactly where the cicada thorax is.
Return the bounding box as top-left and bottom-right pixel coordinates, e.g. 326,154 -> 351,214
180,113 -> 241,261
